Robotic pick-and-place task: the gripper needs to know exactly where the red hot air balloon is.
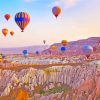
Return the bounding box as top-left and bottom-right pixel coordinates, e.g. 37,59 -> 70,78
10,31 -> 14,36
52,6 -> 61,18
2,28 -> 8,36
4,14 -> 10,21
15,12 -> 30,32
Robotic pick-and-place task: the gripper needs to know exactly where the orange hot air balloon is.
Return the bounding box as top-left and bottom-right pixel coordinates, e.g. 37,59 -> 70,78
2,28 -> 8,36
51,45 -> 57,50
52,6 -> 61,18
61,40 -> 68,46
4,14 -> 10,21
10,31 -> 14,36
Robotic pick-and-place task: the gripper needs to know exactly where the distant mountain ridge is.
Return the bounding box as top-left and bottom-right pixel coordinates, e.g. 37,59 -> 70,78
0,37 -> 100,55
0,45 -> 49,54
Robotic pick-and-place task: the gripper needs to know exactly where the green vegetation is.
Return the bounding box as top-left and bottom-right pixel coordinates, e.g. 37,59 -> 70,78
47,85 -> 71,94
39,89 -> 45,95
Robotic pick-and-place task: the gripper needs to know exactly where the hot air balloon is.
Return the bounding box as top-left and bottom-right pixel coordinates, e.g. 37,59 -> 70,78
23,50 -> 28,58
98,40 -> 100,45
82,45 -> 93,58
52,6 -> 61,18
10,31 -> 14,36
2,28 -> 8,36
61,40 -> 68,46
15,12 -> 30,32
43,40 -> 46,44
4,14 -> 10,21
36,51 -> 39,55
93,46 -> 97,52
61,46 -> 66,53
51,45 -> 57,50
2,55 -> 6,59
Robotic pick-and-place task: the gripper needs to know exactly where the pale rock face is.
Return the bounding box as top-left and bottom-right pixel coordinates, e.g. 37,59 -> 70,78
1,83 -> 12,96
0,61 -> 99,98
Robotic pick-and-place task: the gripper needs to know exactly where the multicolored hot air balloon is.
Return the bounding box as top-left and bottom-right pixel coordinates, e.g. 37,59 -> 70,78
61,40 -> 68,46
4,14 -> 10,21
15,12 -> 30,32
52,6 -> 61,18
2,28 -> 8,37
23,50 -> 28,58
82,45 -> 93,58
10,31 -> 14,36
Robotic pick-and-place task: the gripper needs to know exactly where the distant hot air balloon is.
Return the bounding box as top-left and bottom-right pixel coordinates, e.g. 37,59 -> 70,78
52,6 -> 61,18
61,46 -> 66,53
23,50 -> 28,58
2,28 -> 8,36
10,31 -> 14,36
15,12 -> 30,32
43,40 -> 46,44
2,55 -> 6,59
36,51 -> 39,55
82,45 -> 93,58
93,46 -> 97,52
61,40 -> 68,46
51,45 -> 57,50
4,14 -> 10,21
98,40 -> 100,45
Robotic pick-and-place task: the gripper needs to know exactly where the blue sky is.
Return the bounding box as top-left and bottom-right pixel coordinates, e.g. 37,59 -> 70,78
0,0 -> 100,47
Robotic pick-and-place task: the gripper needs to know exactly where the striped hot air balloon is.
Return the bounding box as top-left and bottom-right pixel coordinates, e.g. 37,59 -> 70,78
15,12 -> 30,32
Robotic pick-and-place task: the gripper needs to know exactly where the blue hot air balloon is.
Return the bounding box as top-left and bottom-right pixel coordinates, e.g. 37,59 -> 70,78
23,50 -> 28,58
82,45 -> 93,58
61,46 -> 66,53
36,51 -> 39,55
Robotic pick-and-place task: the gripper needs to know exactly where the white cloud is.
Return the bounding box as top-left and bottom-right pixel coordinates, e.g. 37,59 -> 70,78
53,0 -> 81,8
23,0 -> 37,2
60,0 -> 80,7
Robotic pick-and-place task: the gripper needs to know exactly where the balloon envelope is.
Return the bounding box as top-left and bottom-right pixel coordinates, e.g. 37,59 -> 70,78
2,28 -> 8,36
23,50 -> 28,57
10,31 -> 14,36
52,6 -> 61,18
51,45 -> 57,50
15,12 -> 30,32
61,46 -> 66,52
82,45 -> 93,57
5,14 -> 10,21
43,40 -> 46,44
36,51 -> 39,55
61,40 -> 68,46
93,46 -> 97,52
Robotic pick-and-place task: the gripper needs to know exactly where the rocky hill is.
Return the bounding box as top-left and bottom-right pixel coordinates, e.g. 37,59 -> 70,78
43,37 -> 100,56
